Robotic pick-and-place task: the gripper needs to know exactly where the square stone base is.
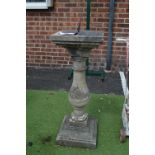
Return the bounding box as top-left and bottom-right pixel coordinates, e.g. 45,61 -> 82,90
56,115 -> 97,149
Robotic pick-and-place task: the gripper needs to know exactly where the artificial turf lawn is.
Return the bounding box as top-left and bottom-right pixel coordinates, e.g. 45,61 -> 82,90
26,90 -> 129,155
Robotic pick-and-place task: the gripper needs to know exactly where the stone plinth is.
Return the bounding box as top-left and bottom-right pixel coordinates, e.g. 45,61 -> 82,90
56,115 -> 97,149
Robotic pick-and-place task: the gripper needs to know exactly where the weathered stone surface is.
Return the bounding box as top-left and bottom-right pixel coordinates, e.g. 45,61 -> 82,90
49,30 -> 103,57
50,30 -> 103,149
56,115 -> 97,149
49,30 -> 103,43
68,58 -> 90,122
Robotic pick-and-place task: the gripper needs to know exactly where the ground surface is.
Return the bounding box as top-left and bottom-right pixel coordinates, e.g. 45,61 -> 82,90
26,90 -> 128,155
26,68 -> 123,95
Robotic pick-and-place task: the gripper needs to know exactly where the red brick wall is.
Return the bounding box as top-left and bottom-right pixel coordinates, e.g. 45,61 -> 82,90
26,0 -> 129,71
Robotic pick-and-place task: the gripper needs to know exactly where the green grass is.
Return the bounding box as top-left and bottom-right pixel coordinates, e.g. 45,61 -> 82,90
26,90 -> 128,155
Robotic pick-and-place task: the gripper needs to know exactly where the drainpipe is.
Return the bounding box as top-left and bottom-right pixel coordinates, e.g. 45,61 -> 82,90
86,0 -> 91,30
86,0 -> 91,68
106,0 -> 115,71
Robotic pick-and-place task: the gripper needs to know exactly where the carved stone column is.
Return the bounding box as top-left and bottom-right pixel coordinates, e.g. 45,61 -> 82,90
69,57 -> 89,125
